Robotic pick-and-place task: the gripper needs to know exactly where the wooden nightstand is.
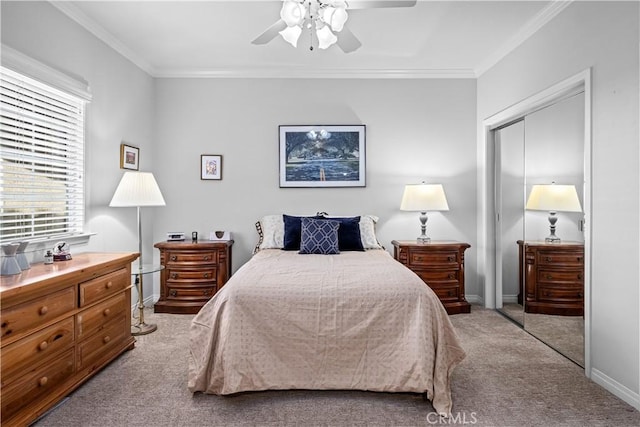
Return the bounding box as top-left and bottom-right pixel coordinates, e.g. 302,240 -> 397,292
518,240 -> 584,316
392,240 -> 471,315
154,240 -> 233,314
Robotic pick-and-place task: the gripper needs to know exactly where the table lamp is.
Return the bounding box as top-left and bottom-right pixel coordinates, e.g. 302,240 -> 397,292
525,182 -> 582,243
110,171 -> 165,335
400,182 -> 449,243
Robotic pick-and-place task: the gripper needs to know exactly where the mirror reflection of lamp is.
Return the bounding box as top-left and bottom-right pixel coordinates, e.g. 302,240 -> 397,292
400,182 -> 449,244
525,182 -> 582,243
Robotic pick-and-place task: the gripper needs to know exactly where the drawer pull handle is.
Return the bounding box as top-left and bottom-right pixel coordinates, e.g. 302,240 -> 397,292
170,290 -> 177,297
546,257 -> 553,262
447,256 -> 454,262
171,273 -> 178,279
38,341 -> 49,351
203,289 -> 210,296
39,306 -> 48,316
448,273 -> 455,279
103,335 -> 111,344
448,290 -> 453,296
203,256 -> 211,261
203,273 -> 210,279
103,308 -> 111,317
38,376 -> 48,387
577,274 -> 583,280
170,255 -> 177,261
547,275 -> 553,280
105,281 -> 113,289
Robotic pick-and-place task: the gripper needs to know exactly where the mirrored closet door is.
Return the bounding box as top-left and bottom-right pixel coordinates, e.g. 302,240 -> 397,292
495,91 -> 586,367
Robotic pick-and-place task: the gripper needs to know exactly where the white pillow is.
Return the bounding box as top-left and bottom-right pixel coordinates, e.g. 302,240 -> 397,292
258,215 -> 285,249
359,214 -> 383,249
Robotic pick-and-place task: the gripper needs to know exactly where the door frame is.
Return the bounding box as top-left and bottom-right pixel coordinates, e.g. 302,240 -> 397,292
478,68 -> 592,374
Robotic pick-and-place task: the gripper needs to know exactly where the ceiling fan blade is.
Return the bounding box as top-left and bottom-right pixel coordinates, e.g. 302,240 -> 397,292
336,26 -> 362,53
251,19 -> 287,45
347,1 -> 417,9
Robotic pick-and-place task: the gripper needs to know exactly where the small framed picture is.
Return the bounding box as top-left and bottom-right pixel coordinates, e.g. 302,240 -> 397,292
201,154 -> 222,180
120,143 -> 139,170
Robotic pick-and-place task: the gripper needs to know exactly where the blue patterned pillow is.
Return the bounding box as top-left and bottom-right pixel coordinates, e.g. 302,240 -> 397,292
299,217 -> 340,255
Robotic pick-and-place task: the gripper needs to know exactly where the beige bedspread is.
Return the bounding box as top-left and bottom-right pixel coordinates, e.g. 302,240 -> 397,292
188,249 -> 466,414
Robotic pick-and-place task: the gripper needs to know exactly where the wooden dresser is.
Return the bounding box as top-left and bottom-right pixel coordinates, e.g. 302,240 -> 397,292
518,240 -> 584,316
392,241 -> 471,315
0,252 -> 138,427
154,240 -> 233,314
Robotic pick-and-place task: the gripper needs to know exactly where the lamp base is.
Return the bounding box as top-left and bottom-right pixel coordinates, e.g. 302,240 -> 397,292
131,321 -> 157,336
545,236 -> 561,243
417,236 -> 431,244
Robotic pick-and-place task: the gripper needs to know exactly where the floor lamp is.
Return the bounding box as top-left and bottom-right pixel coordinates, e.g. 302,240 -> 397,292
110,171 -> 166,335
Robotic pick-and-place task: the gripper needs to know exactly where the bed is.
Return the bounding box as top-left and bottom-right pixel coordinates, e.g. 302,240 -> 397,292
188,215 -> 466,415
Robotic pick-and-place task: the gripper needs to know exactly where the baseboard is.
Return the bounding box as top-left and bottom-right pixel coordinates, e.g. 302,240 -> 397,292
466,295 -> 484,305
590,368 -> 640,411
502,294 -> 518,304
130,294 -> 158,314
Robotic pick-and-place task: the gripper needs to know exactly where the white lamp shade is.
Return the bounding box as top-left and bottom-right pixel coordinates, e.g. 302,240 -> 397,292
109,171 -> 166,207
400,183 -> 449,212
526,184 -> 582,212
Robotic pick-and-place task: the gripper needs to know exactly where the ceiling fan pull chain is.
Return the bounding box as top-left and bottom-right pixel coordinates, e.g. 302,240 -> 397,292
308,0 -> 314,50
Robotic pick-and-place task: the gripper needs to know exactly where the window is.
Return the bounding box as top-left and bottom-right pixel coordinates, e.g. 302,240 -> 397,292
1,66 -> 86,243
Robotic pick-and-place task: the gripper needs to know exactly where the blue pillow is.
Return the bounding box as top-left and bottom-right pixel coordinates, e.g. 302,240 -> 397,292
283,214 -> 322,250
299,217 -> 340,255
317,216 -> 364,251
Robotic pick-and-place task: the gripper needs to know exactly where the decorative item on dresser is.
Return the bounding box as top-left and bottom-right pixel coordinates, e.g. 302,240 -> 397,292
0,252 -> 138,427
517,240 -> 584,316
392,240 -> 471,314
154,240 -> 233,314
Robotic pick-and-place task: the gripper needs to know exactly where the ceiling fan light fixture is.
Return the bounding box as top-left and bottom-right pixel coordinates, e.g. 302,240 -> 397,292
316,25 -> 338,49
280,0 -> 306,27
279,25 -> 302,47
323,5 -> 348,32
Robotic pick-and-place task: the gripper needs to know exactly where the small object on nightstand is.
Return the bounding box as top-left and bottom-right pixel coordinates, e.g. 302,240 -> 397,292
192,231 -> 198,242
392,240 -> 471,314
167,232 -> 185,241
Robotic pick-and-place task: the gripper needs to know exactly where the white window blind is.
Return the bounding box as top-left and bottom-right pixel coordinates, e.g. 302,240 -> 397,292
1,66 -> 86,243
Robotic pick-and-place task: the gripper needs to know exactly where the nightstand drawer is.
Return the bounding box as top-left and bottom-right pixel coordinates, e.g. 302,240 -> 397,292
414,269 -> 459,283
537,285 -> 583,302
166,268 -> 217,282
430,285 -> 460,302
538,251 -> 583,266
537,269 -> 583,284
166,251 -> 217,265
409,251 -> 458,267
166,285 -> 216,301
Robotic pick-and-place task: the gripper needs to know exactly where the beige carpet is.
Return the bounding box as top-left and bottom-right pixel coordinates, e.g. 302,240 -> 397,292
35,306 -> 639,426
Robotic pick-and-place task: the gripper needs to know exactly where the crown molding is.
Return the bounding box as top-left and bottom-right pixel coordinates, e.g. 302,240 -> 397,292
50,1 -> 157,76
474,0 -> 574,76
154,68 -> 477,79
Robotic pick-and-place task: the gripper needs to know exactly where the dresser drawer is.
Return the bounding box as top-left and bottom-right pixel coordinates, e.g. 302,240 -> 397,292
76,293 -> 126,341
166,251 -> 217,265
166,268 -> 217,283
1,317 -> 75,383
79,268 -> 129,307
76,317 -> 127,370
166,285 -> 216,301
1,348 -> 75,423
537,269 -> 583,284
409,250 -> 458,267
537,285 -> 583,302
1,286 -> 75,343
537,251 -> 584,266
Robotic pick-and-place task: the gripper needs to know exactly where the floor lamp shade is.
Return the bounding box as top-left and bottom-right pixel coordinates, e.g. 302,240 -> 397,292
400,183 -> 449,243
109,171 -> 165,335
525,183 -> 582,243
109,171 -> 166,208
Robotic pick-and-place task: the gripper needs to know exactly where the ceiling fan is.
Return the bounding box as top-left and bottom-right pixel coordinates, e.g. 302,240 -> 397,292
251,0 -> 417,53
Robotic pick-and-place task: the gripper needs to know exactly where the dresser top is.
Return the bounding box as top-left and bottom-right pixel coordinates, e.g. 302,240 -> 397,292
0,252 -> 139,298
154,240 -> 233,249
391,240 -> 470,249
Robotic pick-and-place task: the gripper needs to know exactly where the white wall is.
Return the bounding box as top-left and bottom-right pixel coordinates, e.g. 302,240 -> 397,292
1,2 -> 156,298
153,78 -> 478,282
478,1 -> 639,408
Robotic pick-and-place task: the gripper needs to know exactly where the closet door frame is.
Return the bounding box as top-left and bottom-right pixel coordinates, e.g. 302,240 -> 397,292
478,68 -> 592,374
